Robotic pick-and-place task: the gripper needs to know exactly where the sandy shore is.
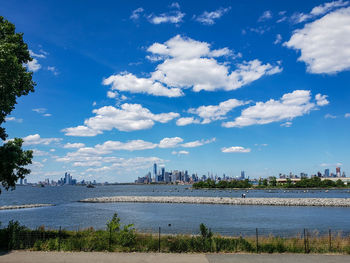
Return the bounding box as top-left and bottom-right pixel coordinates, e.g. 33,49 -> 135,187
0,204 -> 54,210
79,196 -> 350,207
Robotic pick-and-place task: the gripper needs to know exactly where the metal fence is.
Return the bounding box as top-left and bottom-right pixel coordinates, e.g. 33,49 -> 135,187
1,226 -> 349,253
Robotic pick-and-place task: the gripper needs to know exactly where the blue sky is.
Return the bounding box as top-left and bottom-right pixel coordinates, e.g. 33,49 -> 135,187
1,0 -> 350,182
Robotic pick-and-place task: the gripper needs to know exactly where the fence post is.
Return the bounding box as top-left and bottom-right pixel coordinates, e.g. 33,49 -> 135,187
303,228 -> 307,253
256,228 -> 259,253
328,228 -> 332,251
158,227 -> 161,252
58,226 -> 61,251
109,227 -> 112,251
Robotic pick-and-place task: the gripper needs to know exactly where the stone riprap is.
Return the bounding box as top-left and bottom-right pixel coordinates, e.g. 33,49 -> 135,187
79,196 -> 350,207
0,204 -> 54,210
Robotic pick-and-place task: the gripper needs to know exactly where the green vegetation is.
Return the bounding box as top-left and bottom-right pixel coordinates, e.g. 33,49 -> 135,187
0,16 -> 35,194
1,216 -> 349,254
192,177 -> 348,190
193,179 -> 252,189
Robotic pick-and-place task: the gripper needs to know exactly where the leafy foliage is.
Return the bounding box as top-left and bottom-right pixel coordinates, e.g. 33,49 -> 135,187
0,16 -> 35,193
0,138 -> 32,193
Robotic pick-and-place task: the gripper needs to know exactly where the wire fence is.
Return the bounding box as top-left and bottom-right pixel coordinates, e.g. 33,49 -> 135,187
1,225 -> 350,253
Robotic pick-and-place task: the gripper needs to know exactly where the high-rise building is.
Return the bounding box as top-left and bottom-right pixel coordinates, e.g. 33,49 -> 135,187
240,171 -> 245,180
19,178 -> 23,185
153,163 -> 157,177
336,167 -> 341,177
324,169 -> 330,177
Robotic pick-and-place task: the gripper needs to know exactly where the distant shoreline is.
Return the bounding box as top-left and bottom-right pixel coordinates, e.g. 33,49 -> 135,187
0,204 -> 54,210
79,196 -> 350,207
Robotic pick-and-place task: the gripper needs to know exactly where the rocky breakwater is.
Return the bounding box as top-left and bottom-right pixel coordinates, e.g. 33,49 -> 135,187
0,204 -> 54,210
79,196 -> 350,207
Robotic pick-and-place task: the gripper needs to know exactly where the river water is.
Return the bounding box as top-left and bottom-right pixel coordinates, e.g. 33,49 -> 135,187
1,185 -> 350,236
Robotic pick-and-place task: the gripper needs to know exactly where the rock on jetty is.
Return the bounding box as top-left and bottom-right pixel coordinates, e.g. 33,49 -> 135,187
0,204 -> 54,210
79,196 -> 350,207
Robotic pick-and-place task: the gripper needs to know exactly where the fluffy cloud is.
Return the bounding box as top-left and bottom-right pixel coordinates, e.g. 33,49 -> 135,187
315,94 -> 329,106
345,113 -> 350,118
181,138 -> 216,148
176,117 -> 200,126
158,137 -> 183,148
23,134 -> 62,146
103,35 -> 281,97
186,98 -> 248,125
285,7 -> 350,74
63,143 -> 85,149
195,7 -> 231,25
147,11 -> 185,24
222,90 -> 328,128
103,73 -> 183,97
62,103 -> 179,136
221,146 -> 251,153
291,0 -> 349,23
26,58 -> 41,72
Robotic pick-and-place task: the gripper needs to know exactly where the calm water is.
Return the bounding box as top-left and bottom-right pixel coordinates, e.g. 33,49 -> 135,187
1,185 -> 350,236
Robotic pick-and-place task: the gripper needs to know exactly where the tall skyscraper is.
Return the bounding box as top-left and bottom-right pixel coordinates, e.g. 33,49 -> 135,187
324,169 -> 330,177
153,163 -> 157,177
336,167 -> 341,177
241,171 -> 245,180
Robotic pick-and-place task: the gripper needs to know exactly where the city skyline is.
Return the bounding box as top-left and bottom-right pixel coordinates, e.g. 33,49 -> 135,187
1,0 -> 350,183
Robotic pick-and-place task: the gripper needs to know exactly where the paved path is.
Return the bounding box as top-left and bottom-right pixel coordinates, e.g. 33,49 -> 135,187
1,251 -> 349,263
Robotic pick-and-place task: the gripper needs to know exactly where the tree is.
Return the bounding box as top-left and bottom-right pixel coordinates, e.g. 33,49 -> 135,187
0,16 -> 35,193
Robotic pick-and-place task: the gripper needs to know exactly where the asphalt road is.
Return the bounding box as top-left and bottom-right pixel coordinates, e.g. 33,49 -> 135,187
1,251 -> 349,263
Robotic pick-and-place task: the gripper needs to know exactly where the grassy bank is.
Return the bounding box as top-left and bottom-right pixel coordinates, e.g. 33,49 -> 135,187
1,217 -> 350,254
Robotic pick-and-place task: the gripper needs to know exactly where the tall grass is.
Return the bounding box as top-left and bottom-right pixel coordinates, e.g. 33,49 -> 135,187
1,219 -> 349,254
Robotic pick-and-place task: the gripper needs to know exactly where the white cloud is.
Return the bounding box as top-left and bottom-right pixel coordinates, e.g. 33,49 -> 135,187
62,103 -> 179,136
291,0 -> 349,23
23,134 -> 62,146
32,149 -> 49,157
320,162 -> 343,167
5,117 -> 23,123
172,150 -> 189,155
222,90 -> 328,128
280,121 -> 292,127
26,58 -> 41,72
158,137 -> 183,148
147,11 -> 185,24
29,50 -> 46,58
315,94 -> 329,106
274,34 -> 282,44
186,98 -> 248,124
258,10 -> 272,22
221,146 -> 251,153
285,7 -> 350,74
47,66 -> 59,75
32,108 -> 47,114
195,7 -> 231,25
176,117 -> 200,126
181,138 -> 216,148
325,113 -> 337,119
32,108 -> 52,117
345,113 -> 350,118
104,35 -> 281,97
63,143 -> 85,149
103,73 -> 183,97
130,7 -> 144,20
170,2 -> 180,9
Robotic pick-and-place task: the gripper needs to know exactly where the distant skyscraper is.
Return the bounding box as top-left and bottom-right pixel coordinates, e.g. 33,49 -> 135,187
336,167 -> 341,177
19,178 -> 23,185
153,163 -> 157,177
324,169 -> 330,177
241,171 -> 245,180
